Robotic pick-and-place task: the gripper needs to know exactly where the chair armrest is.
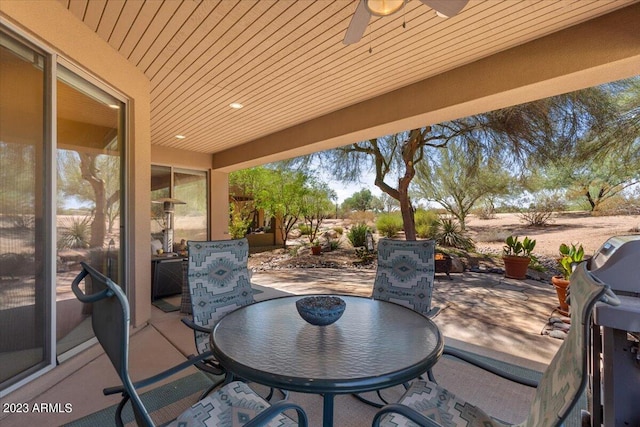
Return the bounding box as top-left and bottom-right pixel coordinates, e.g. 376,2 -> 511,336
103,351 -> 216,396
245,400 -> 309,427
181,317 -> 212,333
372,403 -> 442,427
440,345 -> 540,387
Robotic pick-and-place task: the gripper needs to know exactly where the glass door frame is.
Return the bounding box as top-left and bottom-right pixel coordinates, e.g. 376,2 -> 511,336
0,20 -> 129,396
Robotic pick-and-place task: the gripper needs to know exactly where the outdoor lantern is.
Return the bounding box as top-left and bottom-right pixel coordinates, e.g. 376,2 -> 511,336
366,0 -> 405,16
152,197 -> 186,253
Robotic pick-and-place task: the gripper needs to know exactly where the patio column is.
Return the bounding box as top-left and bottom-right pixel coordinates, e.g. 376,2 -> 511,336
210,170 -> 230,240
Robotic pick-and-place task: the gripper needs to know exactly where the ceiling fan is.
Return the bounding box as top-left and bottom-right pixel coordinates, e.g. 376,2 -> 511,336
343,0 -> 469,45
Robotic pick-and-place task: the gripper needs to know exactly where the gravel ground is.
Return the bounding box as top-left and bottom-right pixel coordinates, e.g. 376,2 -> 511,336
247,212 -> 639,279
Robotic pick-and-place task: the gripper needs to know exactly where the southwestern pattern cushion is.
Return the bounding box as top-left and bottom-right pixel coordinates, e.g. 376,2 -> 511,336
520,263 -> 605,427
372,239 -> 436,316
173,381 -> 297,427
376,263 -> 608,427
187,239 -> 255,354
378,380 -> 505,427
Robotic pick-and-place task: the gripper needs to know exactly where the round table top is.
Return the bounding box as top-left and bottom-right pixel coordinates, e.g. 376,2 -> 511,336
210,295 -> 443,394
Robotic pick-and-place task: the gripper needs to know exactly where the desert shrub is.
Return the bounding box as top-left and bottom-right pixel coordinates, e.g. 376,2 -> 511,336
519,210 -> 553,226
415,209 -> 440,239
474,199 -> 496,220
229,205 -> 251,239
288,245 -> 300,257
11,214 -> 35,230
434,218 -> 475,251
594,194 -> 640,215
298,224 -> 311,235
347,223 -> 371,247
58,215 -> 91,249
376,213 -> 403,238
329,239 -> 342,251
332,226 -> 344,235
347,210 -> 375,225
518,193 -> 564,226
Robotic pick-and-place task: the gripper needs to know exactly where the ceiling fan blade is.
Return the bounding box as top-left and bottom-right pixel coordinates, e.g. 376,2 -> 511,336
420,0 -> 469,17
343,0 -> 371,45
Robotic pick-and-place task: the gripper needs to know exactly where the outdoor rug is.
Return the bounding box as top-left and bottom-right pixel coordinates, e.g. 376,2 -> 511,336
61,345 -> 587,427
62,372 -> 219,426
152,298 -> 180,312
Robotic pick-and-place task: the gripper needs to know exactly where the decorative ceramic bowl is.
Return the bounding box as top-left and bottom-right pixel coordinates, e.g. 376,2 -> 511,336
295,296 -> 346,326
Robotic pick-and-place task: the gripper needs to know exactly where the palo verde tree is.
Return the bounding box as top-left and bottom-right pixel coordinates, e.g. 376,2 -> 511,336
301,180 -> 335,244
413,139 -> 511,230
229,166 -> 311,248
536,78 -> 640,212
341,188 -> 380,212
287,78 -> 635,239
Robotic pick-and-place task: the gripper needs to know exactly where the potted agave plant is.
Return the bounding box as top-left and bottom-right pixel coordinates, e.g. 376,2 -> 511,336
502,235 -> 536,280
551,243 -> 585,315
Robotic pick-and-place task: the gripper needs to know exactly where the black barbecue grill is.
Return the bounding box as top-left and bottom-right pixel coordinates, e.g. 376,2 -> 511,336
588,235 -> 640,427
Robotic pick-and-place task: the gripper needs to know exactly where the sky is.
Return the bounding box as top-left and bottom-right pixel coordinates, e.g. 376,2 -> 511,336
320,169 -> 382,203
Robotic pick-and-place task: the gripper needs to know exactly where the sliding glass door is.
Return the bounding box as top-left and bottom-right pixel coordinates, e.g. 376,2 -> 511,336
0,26 -> 126,393
0,31 -> 49,390
55,65 -> 125,358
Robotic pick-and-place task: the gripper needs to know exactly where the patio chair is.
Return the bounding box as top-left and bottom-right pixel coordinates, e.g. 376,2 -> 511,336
372,238 -> 437,317
181,239 -> 285,399
71,261 -> 308,427
371,262 -> 620,427
180,238 -> 258,396
355,238 -> 437,407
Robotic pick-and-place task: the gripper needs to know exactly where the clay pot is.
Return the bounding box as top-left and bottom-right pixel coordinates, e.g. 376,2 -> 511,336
502,255 -> 531,280
551,275 -> 570,316
311,245 -> 322,255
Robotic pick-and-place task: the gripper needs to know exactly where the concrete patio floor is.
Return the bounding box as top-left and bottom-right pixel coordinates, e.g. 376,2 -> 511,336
0,268 -> 564,426
251,268 -> 563,368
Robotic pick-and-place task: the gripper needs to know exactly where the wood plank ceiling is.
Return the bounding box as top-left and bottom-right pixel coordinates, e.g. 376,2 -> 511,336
58,0 -> 637,154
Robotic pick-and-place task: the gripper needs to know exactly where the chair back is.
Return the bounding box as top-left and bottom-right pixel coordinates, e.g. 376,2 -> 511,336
372,238 -> 436,316
71,262 -> 153,427
187,238 -> 255,354
522,263 -> 612,427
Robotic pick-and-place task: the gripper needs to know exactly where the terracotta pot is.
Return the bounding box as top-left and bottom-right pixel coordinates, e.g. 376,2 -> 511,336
311,245 -> 322,255
551,275 -> 570,315
502,255 -> 531,280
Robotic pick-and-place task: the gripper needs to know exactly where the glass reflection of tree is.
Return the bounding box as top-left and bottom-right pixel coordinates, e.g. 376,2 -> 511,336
58,149 -> 120,248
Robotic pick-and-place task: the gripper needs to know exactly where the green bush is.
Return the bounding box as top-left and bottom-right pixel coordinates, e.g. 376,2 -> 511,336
415,209 -> 440,239
332,226 -> 343,235
375,213 -> 403,238
298,224 -> 311,235
347,223 -> 371,247
329,239 -> 342,251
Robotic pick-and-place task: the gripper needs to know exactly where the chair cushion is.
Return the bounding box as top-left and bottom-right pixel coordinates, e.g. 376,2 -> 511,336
187,239 -> 255,354
372,239 -> 436,316
378,380 -> 508,427
173,381 -> 298,427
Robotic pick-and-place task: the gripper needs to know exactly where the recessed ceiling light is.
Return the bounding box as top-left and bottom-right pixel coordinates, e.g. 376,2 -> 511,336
175,135 -> 186,139
230,102 -> 243,109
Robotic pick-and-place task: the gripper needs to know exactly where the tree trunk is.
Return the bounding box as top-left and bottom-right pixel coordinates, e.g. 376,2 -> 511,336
399,190 -> 416,240
79,154 -> 106,248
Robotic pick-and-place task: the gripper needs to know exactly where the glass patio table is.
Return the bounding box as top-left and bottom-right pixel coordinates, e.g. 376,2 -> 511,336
210,295 -> 444,427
